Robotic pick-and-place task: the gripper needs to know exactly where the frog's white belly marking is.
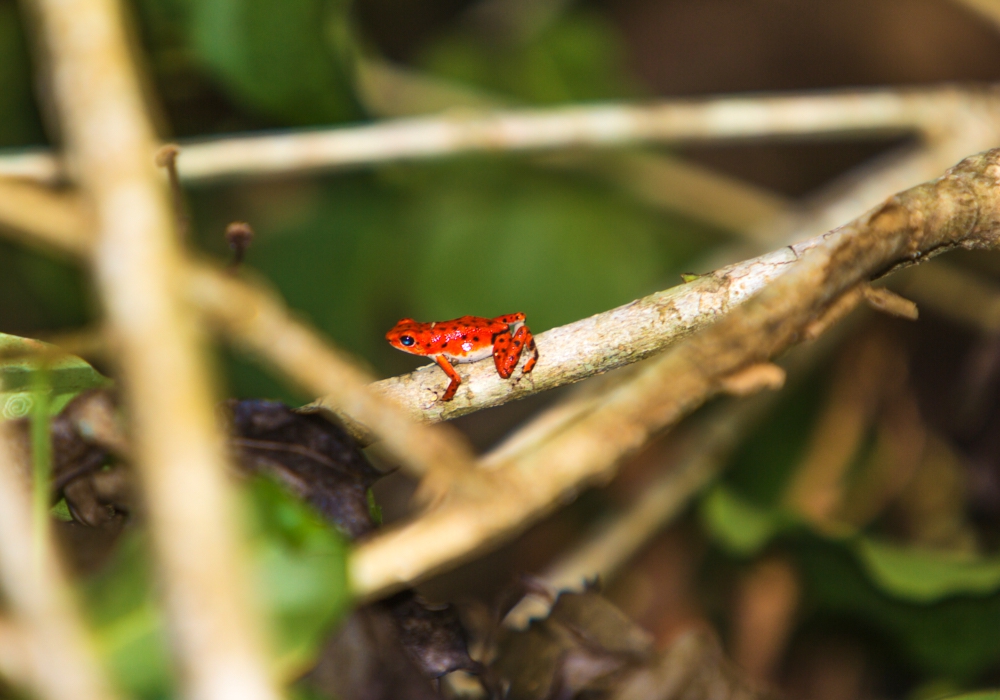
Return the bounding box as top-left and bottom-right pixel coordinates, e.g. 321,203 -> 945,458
443,345 -> 494,364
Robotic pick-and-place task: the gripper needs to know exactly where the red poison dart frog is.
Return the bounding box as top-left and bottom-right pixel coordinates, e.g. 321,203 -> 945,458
386,313 -> 539,401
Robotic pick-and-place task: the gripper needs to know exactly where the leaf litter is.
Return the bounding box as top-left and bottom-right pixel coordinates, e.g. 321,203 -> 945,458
16,365 -> 768,699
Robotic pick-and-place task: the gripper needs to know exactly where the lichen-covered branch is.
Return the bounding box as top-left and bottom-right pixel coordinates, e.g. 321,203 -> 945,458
0,424 -> 117,700
3,85 -> 998,184
25,2 -> 279,700
349,148 -> 1000,598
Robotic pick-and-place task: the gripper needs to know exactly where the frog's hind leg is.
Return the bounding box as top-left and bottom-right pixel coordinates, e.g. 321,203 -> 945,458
493,324 -> 538,379
492,331 -> 517,379
512,324 -> 538,373
434,355 -> 463,401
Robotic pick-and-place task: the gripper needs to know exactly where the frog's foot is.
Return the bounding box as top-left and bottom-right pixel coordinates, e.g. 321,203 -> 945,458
493,324 -> 538,379
518,326 -> 538,374
434,355 -> 462,401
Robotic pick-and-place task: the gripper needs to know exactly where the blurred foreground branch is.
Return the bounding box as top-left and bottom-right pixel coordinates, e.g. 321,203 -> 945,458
0,424 -> 117,700
26,1 -> 279,700
349,148 -> 1000,598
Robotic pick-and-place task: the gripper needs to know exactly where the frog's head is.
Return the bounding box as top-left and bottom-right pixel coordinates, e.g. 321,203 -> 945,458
385,318 -> 427,355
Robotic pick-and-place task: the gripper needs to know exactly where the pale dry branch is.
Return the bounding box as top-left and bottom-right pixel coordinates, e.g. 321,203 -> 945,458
349,148 -> 1000,598
503,399 -> 765,629
0,423 -> 117,700
0,177 -> 91,256
861,286 -> 919,320
0,162 -> 989,443
3,85 -> 998,185
356,56 -> 792,234
0,150 -> 61,184
26,2 -> 279,700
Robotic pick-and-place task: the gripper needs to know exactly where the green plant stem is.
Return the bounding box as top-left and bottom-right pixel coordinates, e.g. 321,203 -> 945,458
29,366 -> 50,575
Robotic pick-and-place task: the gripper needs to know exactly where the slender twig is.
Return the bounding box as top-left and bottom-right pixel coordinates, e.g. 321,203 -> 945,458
3,85 -> 998,184
349,148 -> 1000,598
26,2 -> 279,700
0,424 -> 118,700
503,399 -> 764,629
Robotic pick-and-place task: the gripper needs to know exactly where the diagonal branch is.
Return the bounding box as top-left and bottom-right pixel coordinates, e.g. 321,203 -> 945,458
348,147 -> 1000,599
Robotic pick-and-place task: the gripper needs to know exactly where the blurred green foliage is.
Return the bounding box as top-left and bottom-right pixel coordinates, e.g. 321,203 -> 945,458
84,477 -> 350,699
703,363 -> 1000,682
421,12 -> 640,104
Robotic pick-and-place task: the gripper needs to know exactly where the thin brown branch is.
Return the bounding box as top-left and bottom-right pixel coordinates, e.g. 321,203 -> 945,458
349,148 -> 1000,599
3,85 -> 997,184
0,424 -> 118,700
25,2 -> 279,700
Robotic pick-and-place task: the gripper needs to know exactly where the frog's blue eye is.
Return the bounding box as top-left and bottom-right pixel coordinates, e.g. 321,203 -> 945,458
400,335 -> 415,347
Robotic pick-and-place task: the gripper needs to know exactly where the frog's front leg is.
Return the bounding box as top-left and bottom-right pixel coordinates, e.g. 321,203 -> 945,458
492,324 -> 538,378
433,355 -> 463,401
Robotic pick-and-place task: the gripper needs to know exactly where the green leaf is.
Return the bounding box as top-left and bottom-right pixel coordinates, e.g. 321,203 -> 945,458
0,333 -> 111,420
937,692 -> 1000,700
188,0 -> 359,125
366,488 -> 382,526
852,539 -> 1000,603
797,539 -> 1000,680
84,536 -> 173,699
243,478 -> 352,679
84,477 -> 351,697
700,486 -> 788,556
